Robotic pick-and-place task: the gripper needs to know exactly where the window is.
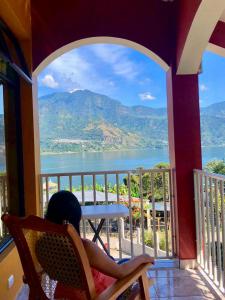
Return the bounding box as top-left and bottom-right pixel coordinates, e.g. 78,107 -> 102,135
0,83 -> 9,247
0,21 -> 31,252
0,61 -> 25,252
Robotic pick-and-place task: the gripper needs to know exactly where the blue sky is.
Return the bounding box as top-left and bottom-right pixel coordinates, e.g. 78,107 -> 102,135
38,45 -> 225,108
38,44 -> 167,108
199,51 -> 225,107
0,46 -> 224,113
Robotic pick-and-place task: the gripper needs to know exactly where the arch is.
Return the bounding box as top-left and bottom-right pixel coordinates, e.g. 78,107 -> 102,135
33,37 -> 169,76
207,43 -> 225,58
177,0 -> 225,75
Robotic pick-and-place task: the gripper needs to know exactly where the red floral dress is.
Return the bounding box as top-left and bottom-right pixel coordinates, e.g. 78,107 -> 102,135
54,268 -> 116,300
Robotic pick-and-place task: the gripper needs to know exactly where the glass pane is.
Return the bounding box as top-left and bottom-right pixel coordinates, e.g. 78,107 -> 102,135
0,83 -> 8,245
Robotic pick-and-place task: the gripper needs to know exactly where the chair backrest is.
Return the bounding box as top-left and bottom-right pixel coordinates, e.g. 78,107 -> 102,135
2,214 -> 96,300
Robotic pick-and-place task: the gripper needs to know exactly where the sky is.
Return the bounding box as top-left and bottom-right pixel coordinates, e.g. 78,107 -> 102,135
0,46 -> 225,113
37,45 -> 225,108
199,51 -> 225,107
38,44 -> 167,108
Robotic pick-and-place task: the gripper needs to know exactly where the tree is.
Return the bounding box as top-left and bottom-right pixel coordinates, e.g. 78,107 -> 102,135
204,160 -> 225,175
123,162 -> 170,201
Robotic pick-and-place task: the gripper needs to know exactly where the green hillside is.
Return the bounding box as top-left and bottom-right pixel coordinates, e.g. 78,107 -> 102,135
38,90 -> 225,153
38,90 -> 168,153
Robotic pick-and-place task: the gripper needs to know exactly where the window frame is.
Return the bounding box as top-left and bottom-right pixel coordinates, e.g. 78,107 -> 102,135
0,19 -> 31,253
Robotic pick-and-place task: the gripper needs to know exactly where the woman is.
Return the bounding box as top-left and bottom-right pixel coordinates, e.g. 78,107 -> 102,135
45,190 -> 154,299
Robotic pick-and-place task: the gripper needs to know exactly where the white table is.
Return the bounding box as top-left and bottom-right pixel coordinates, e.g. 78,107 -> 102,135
81,204 -> 129,258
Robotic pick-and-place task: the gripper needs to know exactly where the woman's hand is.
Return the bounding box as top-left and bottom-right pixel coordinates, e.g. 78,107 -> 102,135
139,254 -> 154,264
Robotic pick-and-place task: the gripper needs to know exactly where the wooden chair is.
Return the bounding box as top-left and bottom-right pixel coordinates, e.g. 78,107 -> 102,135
2,214 -> 152,300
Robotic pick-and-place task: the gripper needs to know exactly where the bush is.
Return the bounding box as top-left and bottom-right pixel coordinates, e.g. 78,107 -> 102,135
144,230 -> 154,248
144,230 -> 169,252
159,232 -> 166,251
204,160 -> 225,175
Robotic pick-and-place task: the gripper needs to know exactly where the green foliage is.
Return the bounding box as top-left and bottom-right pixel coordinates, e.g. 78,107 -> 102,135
72,183 -> 129,195
132,207 -> 141,220
144,229 -> 170,251
123,163 -> 170,201
159,233 -> 166,251
204,160 -> 225,175
144,230 -> 154,248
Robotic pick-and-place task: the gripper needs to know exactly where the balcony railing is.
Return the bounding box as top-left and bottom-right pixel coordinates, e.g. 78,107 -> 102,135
194,169 -> 225,294
40,168 -> 176,259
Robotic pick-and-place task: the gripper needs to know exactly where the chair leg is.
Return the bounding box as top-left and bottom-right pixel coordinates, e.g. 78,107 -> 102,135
138,272 -> 150,300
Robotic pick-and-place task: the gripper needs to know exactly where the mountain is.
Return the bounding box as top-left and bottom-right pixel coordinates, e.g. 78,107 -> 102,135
38,90 -> 168,153
200,102 -> 225,146
38,90 -> 225,153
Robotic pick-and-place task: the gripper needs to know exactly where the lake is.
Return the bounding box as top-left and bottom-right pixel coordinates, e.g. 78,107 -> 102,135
0,146 -> 224,174
41,146 -> 225,174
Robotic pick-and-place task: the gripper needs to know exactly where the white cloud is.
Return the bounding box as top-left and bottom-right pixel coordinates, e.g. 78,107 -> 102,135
92,44 -> 124,64
69,88 -> 85,93
139,92 -> 156,101
199,84 -> 208,92
41,74 -> 58,88
42,50 -> 115,93
39,45 -> 143,96
92,44 -> 140,80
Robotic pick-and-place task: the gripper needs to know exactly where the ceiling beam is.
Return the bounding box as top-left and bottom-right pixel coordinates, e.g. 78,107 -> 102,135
0,0 -> 31,40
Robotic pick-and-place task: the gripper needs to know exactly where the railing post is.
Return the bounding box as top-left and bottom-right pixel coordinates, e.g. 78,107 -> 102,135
39,168 -> 175,260
121,218 -> 125,239
137,227 -> 141,244
194,169 -> 225,295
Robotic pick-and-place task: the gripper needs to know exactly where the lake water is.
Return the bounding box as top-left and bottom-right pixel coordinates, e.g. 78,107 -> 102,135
0,146 -> 224,174
41,146 -> 225,173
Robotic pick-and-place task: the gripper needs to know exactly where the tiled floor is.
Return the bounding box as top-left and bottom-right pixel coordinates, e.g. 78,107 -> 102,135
148,260 -> 222,299
16,260 -> 223,300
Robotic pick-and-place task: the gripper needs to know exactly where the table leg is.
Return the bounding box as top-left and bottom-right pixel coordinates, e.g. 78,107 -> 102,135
88,219 -> 114,260
92,219 -> 105,243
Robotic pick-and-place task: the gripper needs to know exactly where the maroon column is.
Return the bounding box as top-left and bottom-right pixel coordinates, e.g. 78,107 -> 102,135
167,67 -> 202,261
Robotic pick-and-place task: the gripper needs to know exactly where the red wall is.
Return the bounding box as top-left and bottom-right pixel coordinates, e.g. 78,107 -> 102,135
210,21 -> 225,49
31,0 -> 177,70
167,68 -> 202,259
30,0 -> 205,261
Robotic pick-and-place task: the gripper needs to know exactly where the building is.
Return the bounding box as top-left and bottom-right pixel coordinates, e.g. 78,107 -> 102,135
0,1 -> 225,298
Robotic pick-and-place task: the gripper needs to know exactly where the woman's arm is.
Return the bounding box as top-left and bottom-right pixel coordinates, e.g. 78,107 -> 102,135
82,239 -> 154,279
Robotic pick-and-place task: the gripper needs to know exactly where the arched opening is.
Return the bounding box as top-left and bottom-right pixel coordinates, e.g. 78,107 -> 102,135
35,38 -> 174,260
199,50 -> 225,170
33,37 -> 169,76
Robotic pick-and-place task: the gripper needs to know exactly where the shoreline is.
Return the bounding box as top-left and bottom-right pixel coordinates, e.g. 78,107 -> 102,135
40,144 -> 225,156
40,146 -> 169,156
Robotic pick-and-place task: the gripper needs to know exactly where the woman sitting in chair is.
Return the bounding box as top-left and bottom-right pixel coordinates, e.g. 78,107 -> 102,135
45,190 -> 154,299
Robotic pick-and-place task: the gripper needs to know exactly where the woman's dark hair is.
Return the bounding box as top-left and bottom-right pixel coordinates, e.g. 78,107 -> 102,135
45,190 -> 81,234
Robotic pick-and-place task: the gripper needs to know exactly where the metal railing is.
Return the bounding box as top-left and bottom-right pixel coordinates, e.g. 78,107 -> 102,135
194,169 -> 225,294
40,168 -> 176,259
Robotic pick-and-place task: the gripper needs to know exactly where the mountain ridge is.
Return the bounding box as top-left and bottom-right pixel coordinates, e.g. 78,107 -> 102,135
38,90 -> 225,153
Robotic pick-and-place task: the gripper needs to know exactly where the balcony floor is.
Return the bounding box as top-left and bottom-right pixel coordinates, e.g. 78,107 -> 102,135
148,260 -> 222,299
17,260 -> 222,300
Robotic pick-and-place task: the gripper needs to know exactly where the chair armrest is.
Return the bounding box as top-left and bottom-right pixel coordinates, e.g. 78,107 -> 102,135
95,262 -> 152,300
